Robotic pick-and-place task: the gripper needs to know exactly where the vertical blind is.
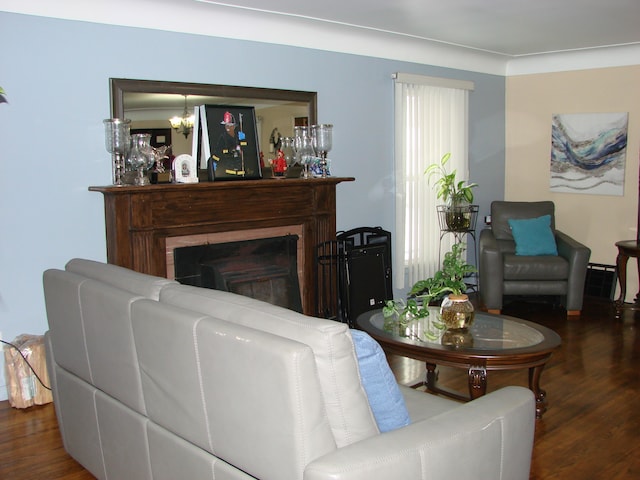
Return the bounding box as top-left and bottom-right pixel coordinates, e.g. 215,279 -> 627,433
393,73 -> 473,289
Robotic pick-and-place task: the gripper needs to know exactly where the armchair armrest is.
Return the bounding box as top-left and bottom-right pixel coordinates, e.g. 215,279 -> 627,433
304,386 -> 535,480
555,231 -> 591,267
555,231 -> 591,311
479,229 -> 505,310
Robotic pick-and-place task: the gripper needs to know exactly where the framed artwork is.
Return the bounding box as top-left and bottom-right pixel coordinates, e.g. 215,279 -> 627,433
200,105 -> 262,181
550,112 -> 628,195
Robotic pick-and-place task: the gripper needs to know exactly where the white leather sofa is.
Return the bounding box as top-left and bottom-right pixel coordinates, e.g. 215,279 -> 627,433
43,258 -> 535,480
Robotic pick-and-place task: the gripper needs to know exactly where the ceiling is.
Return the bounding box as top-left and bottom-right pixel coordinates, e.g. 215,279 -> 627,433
194,0 -> 640,57
2,0 -> 639,75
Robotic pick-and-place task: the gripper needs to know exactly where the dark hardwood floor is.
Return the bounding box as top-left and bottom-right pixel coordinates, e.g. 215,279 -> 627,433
388,296 -> 640,479
0,296 -> 638,479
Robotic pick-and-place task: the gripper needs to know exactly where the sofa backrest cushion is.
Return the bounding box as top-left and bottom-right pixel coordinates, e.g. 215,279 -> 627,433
131,299 -> 336,480
43,269 -> 93,383
159,284 -> 379,448
491,201 -> 555,242
65,258 -> 176,300
43,268 -> 148,414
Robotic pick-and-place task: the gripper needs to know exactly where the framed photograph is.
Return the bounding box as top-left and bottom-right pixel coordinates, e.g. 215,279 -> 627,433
172,154 -> 198,183
201,105 -> 262,181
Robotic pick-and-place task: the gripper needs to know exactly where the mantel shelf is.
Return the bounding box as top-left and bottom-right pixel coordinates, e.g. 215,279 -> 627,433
89,177 -> 354,194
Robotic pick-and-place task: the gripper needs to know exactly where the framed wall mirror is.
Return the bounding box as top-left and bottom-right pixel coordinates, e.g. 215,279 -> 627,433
110,78 -> 317,169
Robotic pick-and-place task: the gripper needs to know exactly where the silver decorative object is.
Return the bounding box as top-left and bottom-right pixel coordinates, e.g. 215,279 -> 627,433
127,133 -> 155,186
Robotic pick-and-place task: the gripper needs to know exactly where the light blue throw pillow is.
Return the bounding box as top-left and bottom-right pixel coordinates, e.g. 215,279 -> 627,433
350,329 -> 410,432
508,214 -> 558,256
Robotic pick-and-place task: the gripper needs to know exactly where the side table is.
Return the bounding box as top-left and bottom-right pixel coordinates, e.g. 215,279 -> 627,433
615,240 -> 640,317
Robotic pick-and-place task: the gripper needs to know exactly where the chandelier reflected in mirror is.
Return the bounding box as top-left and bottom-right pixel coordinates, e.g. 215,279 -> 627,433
169,95 -> 195,138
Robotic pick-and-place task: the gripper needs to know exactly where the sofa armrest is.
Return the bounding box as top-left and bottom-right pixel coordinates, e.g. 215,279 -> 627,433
304,386 -> 535,480
479,229 -> 505,310
555,231 -> 591,311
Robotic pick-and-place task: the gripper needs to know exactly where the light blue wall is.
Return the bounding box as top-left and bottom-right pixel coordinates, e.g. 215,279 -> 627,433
0,12 -> 504,399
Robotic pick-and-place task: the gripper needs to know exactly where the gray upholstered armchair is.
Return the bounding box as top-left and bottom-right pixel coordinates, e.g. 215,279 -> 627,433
479,201 -> 591,317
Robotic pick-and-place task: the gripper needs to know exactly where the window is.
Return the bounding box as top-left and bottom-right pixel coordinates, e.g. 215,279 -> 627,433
393,73 -> 474,289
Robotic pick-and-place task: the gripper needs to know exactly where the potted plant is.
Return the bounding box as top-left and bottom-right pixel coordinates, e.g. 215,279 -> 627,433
425,153 -> 477,231
383,243 -> 476,339
407,243 -> 475,300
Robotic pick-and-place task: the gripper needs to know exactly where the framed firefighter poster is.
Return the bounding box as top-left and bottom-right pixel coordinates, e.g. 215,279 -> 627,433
199,104 -> 262,181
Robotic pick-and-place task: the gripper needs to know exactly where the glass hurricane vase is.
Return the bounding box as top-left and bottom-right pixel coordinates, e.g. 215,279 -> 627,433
281,136 -> 295,167
294,126 -> 314,179
127,133 -> 154,186
103,118 -> 131,185
311,124 -> 333,178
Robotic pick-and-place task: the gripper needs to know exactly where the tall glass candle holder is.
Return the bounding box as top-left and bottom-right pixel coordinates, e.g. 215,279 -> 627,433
311,124 -> 333,178
281,136 -> 295,167
294,126 -> 314,179
103,118 -> 131,185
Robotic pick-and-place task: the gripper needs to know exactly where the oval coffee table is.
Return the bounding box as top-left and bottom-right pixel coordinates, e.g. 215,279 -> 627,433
357,308 -> 561,418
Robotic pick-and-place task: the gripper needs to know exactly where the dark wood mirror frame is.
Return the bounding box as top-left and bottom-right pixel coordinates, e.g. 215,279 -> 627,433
110,78 -> 317,125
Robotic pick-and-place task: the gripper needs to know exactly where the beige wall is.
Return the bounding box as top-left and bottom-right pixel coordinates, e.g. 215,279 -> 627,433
506,65 -> 640,302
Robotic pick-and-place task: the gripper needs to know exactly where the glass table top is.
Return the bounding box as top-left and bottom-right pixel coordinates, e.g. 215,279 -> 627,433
366,307 -> 546,351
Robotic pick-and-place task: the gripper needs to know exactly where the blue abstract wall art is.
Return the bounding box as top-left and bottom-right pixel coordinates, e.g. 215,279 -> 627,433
550,112 -> 628,195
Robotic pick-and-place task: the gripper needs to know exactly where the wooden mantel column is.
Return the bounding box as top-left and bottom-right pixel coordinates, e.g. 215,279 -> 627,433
90,177 -> 354,315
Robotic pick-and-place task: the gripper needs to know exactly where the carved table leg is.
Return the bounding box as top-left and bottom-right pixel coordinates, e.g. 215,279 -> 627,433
529,365 -> 548,418
613,244 -> 640,318
615,248 -> 629,312
635,255 -> 640,304
468,365 -> 487,399
425,362 -> 438,393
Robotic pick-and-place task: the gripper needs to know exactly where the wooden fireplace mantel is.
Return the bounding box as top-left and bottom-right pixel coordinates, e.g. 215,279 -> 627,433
90,177 -> 354,315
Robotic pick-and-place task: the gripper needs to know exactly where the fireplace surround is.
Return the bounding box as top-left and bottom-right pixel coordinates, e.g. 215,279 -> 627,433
90,177 -> 353,315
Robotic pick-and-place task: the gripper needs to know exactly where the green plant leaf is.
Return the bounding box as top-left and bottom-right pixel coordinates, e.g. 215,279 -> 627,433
423,331 -> 439,341
432,319 -> 446,330
382,299 -> 401,318
424,152 -> 476,205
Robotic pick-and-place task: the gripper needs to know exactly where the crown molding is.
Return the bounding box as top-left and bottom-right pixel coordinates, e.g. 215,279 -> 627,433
506,44 -> 640,76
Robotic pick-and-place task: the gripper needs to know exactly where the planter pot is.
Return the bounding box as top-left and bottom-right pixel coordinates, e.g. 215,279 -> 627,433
436,204 -> 479,232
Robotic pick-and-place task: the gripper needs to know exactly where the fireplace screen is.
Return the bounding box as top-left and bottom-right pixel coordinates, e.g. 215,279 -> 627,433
173,235 -> 302,312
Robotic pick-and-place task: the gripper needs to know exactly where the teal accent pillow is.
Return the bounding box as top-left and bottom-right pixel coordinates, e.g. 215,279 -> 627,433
350,329 -> 410,432
508,214 -> 558,256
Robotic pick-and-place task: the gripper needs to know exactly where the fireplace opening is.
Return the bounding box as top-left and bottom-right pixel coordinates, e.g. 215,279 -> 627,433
173,235 -> 303,312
